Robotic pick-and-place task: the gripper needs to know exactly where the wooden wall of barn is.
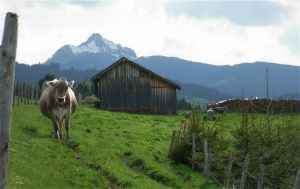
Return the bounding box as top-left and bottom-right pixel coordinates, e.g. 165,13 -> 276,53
94,61 -> 177,114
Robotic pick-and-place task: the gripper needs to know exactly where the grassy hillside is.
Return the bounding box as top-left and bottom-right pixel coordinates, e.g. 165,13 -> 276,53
8,104 -> 219,189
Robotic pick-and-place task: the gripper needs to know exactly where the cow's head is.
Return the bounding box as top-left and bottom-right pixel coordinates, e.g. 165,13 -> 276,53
47,78 -> 74,104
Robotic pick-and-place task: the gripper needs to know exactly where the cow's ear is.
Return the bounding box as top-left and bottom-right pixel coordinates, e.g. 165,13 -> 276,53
68,81 -> 75,88
46,81 -> 56,88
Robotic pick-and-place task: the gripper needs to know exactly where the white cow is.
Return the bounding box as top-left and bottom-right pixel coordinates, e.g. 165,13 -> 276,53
39,77 -> 77,142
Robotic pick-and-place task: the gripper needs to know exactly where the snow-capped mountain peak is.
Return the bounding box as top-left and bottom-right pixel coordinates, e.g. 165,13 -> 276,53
69,40 -> 100,54
68,33 -> 129,55
46,33 -> 137,69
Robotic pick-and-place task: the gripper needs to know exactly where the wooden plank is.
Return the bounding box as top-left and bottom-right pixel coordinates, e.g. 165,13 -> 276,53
12,81 -> 15,107
239,154 -> 250,189
192,133 -> 196,170
257,164 -> 265,189
294,168 -> 300,189
168,130 -> 176,158
0,12 -> 18,189
224,155 -> 234,187
203,138 -> 210,184
17,81 -> 19,106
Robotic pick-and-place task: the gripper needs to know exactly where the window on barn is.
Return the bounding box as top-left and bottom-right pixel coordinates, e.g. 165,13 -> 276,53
126,82 -> 135,93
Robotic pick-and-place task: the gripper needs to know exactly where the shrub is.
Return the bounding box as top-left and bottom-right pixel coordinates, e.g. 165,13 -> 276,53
170,109 -> 229,173
81,95 -> 100,105
232,113 -> 300,188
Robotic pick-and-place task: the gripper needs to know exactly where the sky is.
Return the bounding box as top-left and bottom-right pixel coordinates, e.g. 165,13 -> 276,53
0,0 -> 299,66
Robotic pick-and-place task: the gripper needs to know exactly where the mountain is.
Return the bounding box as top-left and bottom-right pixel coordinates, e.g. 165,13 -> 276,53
15,63 -> 234,102
44,33 -> 300,98
135,56 -> 300,98
176,81 -> 236,101
46,33 -> 136,69
15,63 -> 99,84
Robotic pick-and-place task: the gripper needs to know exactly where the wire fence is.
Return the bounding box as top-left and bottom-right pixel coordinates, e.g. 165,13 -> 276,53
168,120 -> 300,189
12,82 -> 84,106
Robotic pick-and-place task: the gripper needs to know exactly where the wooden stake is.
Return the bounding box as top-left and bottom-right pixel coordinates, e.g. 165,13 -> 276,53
78,93 -> 82,105
224,155 -> 234,187
35,85 -> 39,104
16,81 -> 19,106
294,168 -> 300,189
0,12 -> 18,189
239,154 -> 250,189
257,164 -> 265,189
203,138 -> 210,184
192,133 -> 195,170
168,130 -> 176,158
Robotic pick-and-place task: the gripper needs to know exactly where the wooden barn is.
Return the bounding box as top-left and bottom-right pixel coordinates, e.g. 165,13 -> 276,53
91,57 -> 181,114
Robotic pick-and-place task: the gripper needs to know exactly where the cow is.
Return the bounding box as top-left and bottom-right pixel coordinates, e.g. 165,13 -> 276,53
39,77 -> 77,142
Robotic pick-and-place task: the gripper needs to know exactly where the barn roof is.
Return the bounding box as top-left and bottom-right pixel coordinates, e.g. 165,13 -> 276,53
91,57 -> 181,90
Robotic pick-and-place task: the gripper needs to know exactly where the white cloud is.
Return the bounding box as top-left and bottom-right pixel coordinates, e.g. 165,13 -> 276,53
0,0 -> 299,66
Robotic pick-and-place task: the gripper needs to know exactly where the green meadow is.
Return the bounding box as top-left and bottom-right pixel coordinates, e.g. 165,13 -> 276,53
8,104 -> 300,188
8,104 -> 219,189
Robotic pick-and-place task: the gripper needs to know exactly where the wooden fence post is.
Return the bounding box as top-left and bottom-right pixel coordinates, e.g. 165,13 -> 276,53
35,85 -> 39,104
29,84 -> 32,104
26,84 -> 29,104
294,168 -> 300,189
168,130 -> 176,158
239,154 -> 250,189
257,164 -> 265,189
78,93 -> 82,104
192,133 -> 196,170
224,155 -> 234,187
16,81 -> 19,106
21,82 -> 24,105
12,81 -> 16,107
0,12 -> 18,189
24,83 -> 26,104
31,84 -> 34,104
203,138 -> 210,184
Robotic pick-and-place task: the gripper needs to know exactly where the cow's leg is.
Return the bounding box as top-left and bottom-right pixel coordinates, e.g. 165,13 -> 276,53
65,117 -> 71,143
58,119 -> 63,139
52,119 -> 59,139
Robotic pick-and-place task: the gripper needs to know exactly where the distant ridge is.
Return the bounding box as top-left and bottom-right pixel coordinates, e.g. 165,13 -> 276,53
43,33 -> 300,98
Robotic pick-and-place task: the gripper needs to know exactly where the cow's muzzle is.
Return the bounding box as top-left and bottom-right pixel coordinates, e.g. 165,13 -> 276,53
57,97 -> 65,103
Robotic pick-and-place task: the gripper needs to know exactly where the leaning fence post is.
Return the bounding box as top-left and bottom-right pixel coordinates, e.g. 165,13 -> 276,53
192,133 -> 196,170
257,164 -> 265,189
0,12 -> 18,189
203,138 -> 210,184
224,155 -> 234,187
240,154 -> 250,189
168,130 -> 176,158
294,168 -> 300,189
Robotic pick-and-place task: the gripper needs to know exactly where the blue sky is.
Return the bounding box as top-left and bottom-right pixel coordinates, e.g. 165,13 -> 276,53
0,0 -> 299,66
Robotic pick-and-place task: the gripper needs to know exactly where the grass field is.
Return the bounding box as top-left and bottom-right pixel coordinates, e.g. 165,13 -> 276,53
8,104 -> 220,189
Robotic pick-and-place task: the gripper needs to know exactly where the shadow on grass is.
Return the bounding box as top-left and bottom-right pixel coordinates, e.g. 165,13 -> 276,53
123,151 -> 178,188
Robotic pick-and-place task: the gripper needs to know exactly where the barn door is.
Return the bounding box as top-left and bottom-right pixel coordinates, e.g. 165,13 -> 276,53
126,81 -> 137,112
